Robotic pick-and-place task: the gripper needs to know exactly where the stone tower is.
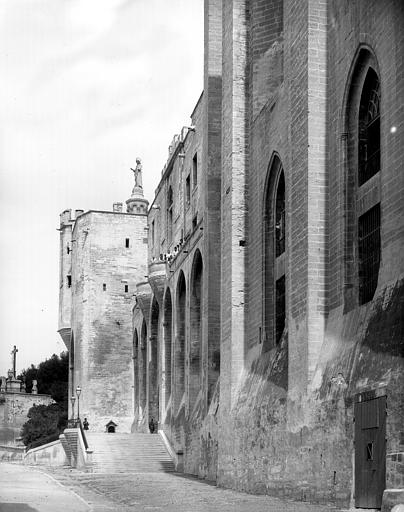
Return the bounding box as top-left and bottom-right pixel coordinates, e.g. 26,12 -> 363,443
58,174 -> 149,432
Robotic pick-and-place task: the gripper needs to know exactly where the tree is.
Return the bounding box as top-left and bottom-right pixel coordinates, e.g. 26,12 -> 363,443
21,403 -> 67,448
18,352 -> 69,447
18,352 -> 68,405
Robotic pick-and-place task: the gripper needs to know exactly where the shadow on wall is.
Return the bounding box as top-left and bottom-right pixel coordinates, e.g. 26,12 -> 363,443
319,278 -> 404,400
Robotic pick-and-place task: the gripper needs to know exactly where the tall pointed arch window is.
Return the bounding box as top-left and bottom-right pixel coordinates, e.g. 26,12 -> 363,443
358,67 -> 381,304
264,155 -> 286,350
344,51 -> 381,309
358,69 -> 380,186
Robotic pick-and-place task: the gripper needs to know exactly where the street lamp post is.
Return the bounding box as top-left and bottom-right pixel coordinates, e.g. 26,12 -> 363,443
76,386 -> 81,421
70,395 -> 76,420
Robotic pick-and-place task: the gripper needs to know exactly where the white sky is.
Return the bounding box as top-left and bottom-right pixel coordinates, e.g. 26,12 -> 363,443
0,0 -> 204,376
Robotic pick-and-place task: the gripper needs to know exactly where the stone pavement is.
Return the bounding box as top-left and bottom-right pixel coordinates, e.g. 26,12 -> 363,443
46,465 -> 349,512
0,461 -> 351,512
0,462 -> 88,512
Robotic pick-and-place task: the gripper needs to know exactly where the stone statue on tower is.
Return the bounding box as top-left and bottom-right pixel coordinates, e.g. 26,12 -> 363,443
130,158 -> 143,189
126,157 -> 149,214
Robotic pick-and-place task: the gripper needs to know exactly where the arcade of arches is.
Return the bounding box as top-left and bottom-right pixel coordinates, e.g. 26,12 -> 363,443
132,250 -> 207,453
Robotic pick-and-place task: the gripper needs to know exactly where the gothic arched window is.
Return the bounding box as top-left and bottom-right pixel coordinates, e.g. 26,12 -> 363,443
344,50 -> 381,309
263,155 -> 286,350
358,69 -> 380,186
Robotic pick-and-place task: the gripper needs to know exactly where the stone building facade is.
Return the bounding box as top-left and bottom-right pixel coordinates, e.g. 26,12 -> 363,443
58,0 -> 404,509
132,0 -> 404,510
58,184 -> 149,432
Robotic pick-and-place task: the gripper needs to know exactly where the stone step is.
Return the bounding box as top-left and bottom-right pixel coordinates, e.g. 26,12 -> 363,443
85,432 -> 175,474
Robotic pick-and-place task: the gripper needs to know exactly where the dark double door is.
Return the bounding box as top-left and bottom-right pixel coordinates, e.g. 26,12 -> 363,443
354,395 -> 386,509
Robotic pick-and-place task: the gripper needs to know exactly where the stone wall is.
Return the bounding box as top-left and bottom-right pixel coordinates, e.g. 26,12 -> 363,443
129,0 -> 404,508
24,439 -> 67,467
71,210 -> 148,432
0,393 -> 53,446
215,0 -> 404,507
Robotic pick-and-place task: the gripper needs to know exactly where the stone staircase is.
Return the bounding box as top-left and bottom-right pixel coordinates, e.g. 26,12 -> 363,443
85,432 -> 175,474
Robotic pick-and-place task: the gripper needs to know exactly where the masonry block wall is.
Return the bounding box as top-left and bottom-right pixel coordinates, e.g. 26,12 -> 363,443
214,0 -> 404,508
127,0 -> 403,506
0,393 -> 53,446
71,210 -> 147,432
58,209 -> 75,350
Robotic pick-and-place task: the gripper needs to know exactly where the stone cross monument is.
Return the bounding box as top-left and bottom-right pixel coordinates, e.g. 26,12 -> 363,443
11,345 -> 18,379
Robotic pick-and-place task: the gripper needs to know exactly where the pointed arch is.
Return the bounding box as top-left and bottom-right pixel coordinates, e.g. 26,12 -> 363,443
133,329 -> 139,415
149,297 -> 160,426
343,47 -> 381,309
140,319 -> 147,415
189,250 -> 203,410
263,153 -> 286,350
163,288 -> 173,410
174,271 -> 186,413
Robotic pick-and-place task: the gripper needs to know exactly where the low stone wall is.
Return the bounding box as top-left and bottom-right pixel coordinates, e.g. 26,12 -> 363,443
0,445 -> 25,461
0,392 -> 53,446
24,439 -> 67,467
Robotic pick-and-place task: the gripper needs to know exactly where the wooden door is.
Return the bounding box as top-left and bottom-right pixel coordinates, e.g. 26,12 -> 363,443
354,395 -> 386,509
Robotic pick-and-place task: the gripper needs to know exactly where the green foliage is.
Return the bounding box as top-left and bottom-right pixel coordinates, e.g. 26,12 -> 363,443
18,352 -> 69,405
21,402 -> 68,448
18,351 -> 69,448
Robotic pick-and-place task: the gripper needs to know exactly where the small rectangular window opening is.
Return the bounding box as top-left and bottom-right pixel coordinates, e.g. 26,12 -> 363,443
366,442 -> 374,461
192,153 -> 197,188
125,238 -> 130,248
103,283 -> 107,291
124,284 -> 129,293
67,275 -> 72,288
185,175 -> 191,205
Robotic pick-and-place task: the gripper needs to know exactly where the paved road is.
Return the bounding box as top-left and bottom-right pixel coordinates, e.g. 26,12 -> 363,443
0,462 -> 88,512
0,462 -> 349,512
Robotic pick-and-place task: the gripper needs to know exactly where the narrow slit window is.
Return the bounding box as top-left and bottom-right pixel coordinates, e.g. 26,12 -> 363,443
358,203 -> 380,304
185,175 -> 191,205
125,238 -> 130,248
103,283 -> 107,291
366,442 -> 374,461
67,275 -> 72,288
124,284 -> 129,293
192,153 -> 197,188
167,186 -> 173,244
